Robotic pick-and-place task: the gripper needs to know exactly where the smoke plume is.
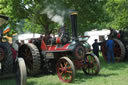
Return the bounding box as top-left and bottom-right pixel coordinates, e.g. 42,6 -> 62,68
41,3 -> 66,26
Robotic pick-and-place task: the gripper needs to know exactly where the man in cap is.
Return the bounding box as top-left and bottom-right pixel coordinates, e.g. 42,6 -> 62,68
92,39 -> 99,58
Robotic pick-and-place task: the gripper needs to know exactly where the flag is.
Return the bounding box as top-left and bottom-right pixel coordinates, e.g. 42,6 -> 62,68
3,24 -> 10,34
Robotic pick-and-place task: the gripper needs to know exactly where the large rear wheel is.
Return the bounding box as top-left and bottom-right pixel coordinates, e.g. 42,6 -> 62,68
82,53 -> 100,75
18,43 -> 41,76
56,57 -> 75,83
101,39 -> 125,62
0,42 -> 13,74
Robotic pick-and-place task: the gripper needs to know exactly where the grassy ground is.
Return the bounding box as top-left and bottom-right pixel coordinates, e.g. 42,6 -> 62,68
1,55 -> 128,85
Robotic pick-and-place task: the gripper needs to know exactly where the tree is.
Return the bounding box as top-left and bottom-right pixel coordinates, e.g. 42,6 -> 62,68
104,0 -> 128,29
0,0 -> 108,35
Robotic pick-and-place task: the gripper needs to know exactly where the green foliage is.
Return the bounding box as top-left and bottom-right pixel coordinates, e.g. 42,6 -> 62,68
0,0 -> 128,36
0,0 -> 107,36
2,55 -> 128,85
104,0 -> 128,29
15,19 -> 43,34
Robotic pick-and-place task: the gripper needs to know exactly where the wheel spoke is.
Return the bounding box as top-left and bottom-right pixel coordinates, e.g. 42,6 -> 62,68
92,65 -> 96,74
66,71 -> 72,74
63,75 -> 67,80
67,74 -> 72,80
92,68 -> 93,74
86,56 -> 96,74
93,65 -> 97,72
60,63 -> 63,68
60,71 -> 63,75
59,67 -> 62,70
68,66 -> 71,69
69,75 -> 72,80
90,55 -> 93,62
93,64 -> 98,71
64,62 -> 68,67
57,57 -> 75,83
86,56 -> 89,62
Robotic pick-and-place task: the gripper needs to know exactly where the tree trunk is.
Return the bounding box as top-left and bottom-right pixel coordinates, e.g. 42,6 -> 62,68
44,24 -> 49,35
43,24 -> 52,36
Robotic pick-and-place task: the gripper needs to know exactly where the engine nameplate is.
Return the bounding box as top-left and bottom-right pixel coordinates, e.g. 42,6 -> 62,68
45,53 -> 54,59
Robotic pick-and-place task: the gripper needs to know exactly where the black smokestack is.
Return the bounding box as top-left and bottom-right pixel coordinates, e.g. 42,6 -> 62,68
70,10 -> 78,40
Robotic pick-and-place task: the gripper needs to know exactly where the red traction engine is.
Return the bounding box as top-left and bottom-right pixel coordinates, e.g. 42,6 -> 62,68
101,28 -> 126,62
18,11 -> 100,83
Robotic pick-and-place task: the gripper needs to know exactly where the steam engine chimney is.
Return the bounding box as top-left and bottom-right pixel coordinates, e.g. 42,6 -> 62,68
70,10 -> 78,40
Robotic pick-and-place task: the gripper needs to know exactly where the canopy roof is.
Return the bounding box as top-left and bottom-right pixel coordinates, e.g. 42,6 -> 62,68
0,15 -> 9,26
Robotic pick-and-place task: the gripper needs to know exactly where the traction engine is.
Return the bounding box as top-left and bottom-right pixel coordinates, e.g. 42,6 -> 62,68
101,28 -> 128,62
18,11 -> 100,83
0,15 -> 27,85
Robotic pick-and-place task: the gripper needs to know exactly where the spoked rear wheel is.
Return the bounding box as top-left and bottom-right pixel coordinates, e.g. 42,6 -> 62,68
82,53 -> 100,75
56,57 -> 75,83
113,39 -> 125,61
101,39 -> 125,62
18,43 -> 41,76
16,58 -> 27,85
0,42 -> 13,74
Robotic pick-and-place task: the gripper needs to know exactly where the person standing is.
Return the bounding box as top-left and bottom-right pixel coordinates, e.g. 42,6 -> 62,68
106,39 -> 115,63
92,39 -> 99,58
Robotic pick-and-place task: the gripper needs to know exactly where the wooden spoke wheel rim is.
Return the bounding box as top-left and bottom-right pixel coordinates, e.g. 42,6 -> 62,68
101,39 -> 125,62
82,53 -> 100,75
56,57 -> 75,83
113,39 -> 125,61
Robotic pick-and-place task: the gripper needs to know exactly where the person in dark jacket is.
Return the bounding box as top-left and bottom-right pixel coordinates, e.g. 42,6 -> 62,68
106,38 -> 115,63
92,39 -> 99,57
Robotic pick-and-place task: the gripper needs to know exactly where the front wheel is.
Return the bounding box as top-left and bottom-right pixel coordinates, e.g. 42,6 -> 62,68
16,58 -> 27,85
82,53 -> 100,75
56,57 -> 75,83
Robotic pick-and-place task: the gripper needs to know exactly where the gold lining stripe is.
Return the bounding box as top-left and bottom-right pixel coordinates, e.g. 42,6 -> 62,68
71,12 -> 77,15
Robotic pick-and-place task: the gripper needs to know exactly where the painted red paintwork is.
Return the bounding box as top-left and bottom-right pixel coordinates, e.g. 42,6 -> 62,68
56,37 -> 61,44
47,43 -> 71,51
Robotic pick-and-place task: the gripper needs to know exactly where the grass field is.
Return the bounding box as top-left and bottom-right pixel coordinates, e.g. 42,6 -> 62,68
1,55 -> 128,85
